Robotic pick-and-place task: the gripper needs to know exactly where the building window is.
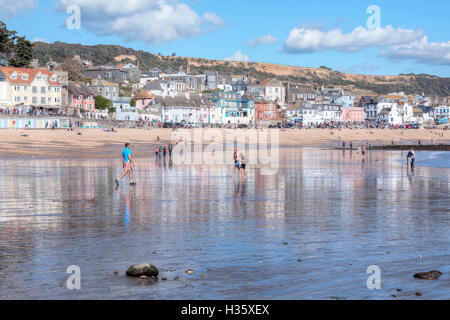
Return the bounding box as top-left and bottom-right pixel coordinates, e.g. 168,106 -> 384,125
32,86 -> 37,93
41,97 -> 46,104
32,97 -> 37,104
41,87 -> 46,94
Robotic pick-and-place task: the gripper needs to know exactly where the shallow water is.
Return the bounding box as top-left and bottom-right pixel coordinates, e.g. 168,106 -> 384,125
0,148 -> 449,300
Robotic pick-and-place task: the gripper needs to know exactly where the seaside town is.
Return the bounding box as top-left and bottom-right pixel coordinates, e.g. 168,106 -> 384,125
1,55 -> 449,130
0,0 -> 449,306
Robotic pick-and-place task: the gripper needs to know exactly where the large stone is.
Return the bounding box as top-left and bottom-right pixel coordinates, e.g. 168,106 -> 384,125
126,263 -> 159,278
413,270 -> 443,280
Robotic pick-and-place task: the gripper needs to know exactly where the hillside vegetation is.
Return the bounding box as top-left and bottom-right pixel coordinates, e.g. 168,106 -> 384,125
33,41 -> 450,97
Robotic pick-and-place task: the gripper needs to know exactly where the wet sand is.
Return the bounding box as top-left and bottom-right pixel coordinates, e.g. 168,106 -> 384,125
1,128 -> 449,159
0,148 -> 448,300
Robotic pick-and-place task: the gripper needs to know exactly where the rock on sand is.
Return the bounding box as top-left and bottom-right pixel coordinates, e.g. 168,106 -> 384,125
126,263 -> 159,278
413,270 -> 443,280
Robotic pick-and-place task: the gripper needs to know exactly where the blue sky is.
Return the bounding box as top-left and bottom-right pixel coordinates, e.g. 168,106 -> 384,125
1,0 -> 450,77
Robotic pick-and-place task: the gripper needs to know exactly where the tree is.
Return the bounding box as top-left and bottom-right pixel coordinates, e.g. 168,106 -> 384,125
61,57 -> 85,81
8,36 -> 33,68
95,95 -> 112,110
0,20 -> 16,55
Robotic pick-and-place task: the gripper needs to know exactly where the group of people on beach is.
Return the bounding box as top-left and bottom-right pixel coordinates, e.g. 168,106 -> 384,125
154,144 -> 173,159
115,143 -> 249,185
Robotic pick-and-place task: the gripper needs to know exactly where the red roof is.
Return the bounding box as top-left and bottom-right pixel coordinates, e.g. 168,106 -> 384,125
0,66 -> 61,86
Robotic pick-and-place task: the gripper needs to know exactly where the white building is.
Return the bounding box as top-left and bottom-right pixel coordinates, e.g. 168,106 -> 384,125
378,103 -> 402,125
335,95 -> 354,109
434,105 -> 449,119
114,98 -> 138,121
302,104 -> 342,125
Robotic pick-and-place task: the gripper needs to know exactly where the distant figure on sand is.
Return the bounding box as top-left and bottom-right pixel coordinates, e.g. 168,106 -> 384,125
350,141 -> 353,150
407,149 -> 416,169
154,146 -> 159,158
168,144 -> 173,158
115,143 -> 136,185
342,141 -> 346,148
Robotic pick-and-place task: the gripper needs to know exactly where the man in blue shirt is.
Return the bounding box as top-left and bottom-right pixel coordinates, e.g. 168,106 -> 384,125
115,143 -> 136,185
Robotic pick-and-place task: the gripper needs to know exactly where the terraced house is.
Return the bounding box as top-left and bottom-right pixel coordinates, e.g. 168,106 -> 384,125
0,66 -> 62,108
211,92 -> 255,125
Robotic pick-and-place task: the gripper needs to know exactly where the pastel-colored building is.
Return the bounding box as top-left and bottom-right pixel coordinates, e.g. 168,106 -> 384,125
133,90 -> 155,110
211,92 -> 255,125
68,81 -> 95,112
253,96 -> 280,126
342,107 -> 365,123
0,66 -> 62,108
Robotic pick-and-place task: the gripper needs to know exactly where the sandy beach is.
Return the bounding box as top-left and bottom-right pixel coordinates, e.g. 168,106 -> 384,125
1,128 -> 449,159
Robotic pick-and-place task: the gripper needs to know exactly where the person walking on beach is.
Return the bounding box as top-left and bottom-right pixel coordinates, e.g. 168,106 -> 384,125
232,147 -> 240,178
350,141 -> 353,150
163,146 -> 167,158
168,144 -> 173,158
115,143 -> 136,186
159,145 -> 163,159
407,148 -> 416,169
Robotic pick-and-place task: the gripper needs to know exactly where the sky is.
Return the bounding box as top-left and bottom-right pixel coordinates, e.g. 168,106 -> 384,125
1,0 -> 449,77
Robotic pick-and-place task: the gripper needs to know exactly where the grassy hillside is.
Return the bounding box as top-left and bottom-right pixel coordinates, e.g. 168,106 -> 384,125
33,41 -> 450,97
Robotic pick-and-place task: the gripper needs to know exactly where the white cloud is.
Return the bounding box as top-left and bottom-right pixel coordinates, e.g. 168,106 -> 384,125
248,34 -> 278,46
0,0 -> 37,19
203,12 -> 225,28
32,37 -> 48,43
381,36 -> 450,65
283,25 -> 424,53
56,0 -> 224,43
224,51 -> 250,62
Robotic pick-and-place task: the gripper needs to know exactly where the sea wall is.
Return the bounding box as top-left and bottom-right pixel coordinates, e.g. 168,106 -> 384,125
0,118 -> 103,129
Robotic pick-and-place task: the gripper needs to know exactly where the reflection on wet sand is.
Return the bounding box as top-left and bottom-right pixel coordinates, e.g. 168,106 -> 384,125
0,148 -> 449,300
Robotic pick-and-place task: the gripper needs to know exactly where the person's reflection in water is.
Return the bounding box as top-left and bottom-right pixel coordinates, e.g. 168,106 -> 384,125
117,186 -> 132,227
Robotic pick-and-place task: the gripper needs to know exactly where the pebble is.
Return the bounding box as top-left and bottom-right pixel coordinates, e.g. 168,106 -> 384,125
297,259 -> 303,262
186,269 -> 195,275
397,289 -> 402,292
113,271 -> 119,276
174,276 -> 180,280
162,277 -> 167,281
416,292 -> 422,297
200,273 -> 205,278
283,242 -> 289,245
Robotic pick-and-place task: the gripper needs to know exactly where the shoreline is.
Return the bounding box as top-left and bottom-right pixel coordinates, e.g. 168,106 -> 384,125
1,128 -> 449,159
